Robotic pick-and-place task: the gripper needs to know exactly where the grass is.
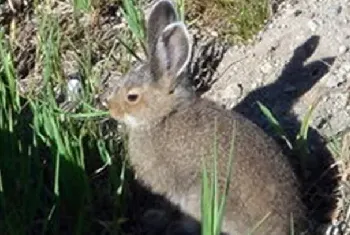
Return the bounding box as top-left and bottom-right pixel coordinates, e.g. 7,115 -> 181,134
201,120 -> 235,235
185,0 -> 270,43
258,99 -> 326,175
0,1 -> 125,234
257,100 -> 316,158
120,0 -> 147,57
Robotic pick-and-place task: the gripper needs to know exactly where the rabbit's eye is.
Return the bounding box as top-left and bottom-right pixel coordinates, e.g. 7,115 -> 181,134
127,93 -> 139,103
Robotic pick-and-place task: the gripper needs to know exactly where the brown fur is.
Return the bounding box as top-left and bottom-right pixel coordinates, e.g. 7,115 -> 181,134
126,98 -> 306,234
106,1 -> 307,234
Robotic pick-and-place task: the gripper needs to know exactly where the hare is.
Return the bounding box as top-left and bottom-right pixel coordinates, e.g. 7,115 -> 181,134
105,0 -> 307,234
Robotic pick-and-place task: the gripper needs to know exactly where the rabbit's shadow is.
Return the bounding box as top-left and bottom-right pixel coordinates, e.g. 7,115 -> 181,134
233,35 -> 339,224
121,35 -> 339,234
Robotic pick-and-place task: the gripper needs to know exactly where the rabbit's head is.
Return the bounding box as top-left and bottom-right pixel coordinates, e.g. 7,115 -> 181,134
106,0 -> 193,128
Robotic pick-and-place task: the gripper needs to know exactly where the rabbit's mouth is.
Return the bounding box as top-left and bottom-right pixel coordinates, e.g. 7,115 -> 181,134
108,102 -> 145,128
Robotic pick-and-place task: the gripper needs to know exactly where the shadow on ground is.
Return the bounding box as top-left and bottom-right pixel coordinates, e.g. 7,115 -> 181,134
233,35 -> 340,226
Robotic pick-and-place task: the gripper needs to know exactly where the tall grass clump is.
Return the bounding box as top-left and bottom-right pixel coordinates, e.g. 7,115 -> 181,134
258,101 -> 316,159
200,121 -> 273,235
258,101 -> 317,182
0,2 -> 125,234
0,29 -> 42,235
201,121 -> 235,235
120,0 -> 147,60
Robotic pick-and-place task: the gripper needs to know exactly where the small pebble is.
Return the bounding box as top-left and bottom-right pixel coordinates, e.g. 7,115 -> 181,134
342,63 -> 350,72
328,5 -> 342,16
336,5 -> 342,15
338,45 -> 348,55
67,77 -> 83,102
260,62 -> 273,74
210,31 -> 218,37
326,75 -> 346,88
308,20 -> 318,32
329,110 -> 350,133
294,9 -> 302,16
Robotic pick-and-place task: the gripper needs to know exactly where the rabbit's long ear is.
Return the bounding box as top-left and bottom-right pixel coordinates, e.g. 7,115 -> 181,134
149,21 -> 191,84
147,0 -> 178,57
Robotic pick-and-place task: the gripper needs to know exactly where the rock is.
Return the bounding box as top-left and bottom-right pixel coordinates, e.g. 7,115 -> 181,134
329,5 -> 342,16
308,20 -> 319,32
339,45 -> 348,55
260,62 -> 273,74
326,75 -> 346,88
210,31 -> 219,37
343,63 -> 350,72
67,74 -> 83,102
328,110 -> 350,134
294,9 -> 302,17
251,82 -> 258,89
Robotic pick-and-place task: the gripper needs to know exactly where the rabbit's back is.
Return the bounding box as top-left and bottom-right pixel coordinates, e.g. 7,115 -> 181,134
128,97 -> 306,234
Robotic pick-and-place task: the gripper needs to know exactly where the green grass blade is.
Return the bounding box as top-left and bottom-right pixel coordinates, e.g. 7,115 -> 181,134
289,213 -> 295,235
121,0 -> 147,55
212,119 -> 219,234
216,124 -> 236,234
201,160 -> 211,234
54,152 -> 60,196
257,101 -> 293,149
297,103 -> 316,143
176,0 -> 185,22
246,212 -> 271,235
